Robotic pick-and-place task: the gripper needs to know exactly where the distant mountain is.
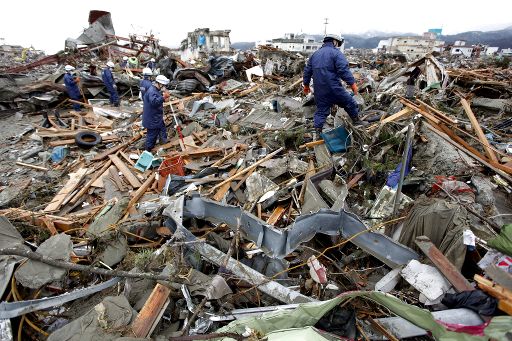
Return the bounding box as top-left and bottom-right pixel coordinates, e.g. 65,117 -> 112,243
439,26 -> 512,48
232,26 -> 512,51
231,42 -> 255,50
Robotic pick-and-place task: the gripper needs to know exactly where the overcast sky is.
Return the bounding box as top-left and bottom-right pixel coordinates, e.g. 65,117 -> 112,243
1,0 -> 511,53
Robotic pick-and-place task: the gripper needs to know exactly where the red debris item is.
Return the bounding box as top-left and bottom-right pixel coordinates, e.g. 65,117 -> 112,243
431,176 -> 475,202
437,320 -> 489,336
307,256 -> 327,284
158,155 -> 185,177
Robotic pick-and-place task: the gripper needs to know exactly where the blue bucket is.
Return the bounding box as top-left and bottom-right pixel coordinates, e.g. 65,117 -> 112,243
320,126 -> 351,153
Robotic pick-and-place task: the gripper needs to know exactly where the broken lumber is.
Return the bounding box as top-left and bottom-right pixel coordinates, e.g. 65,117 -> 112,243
127,172 -> 156,209
299,140 -> 325,149
44,168 -> 88,212
475,274 -> 512,315
210,147 -> 284,192
367,107 -> 414,131
424,123 -> 512,182
266,206 -> 286,225
460,97 -> 499,163
15,162 -> 48,171
131,283 -> 171,338
109,154 -> 142,188
69,160 -> 112,204
415,236 -> 473,292
213,168 -> 238,201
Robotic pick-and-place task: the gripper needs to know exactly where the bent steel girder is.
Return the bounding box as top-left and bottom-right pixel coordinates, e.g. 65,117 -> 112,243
183,194 -> 418,268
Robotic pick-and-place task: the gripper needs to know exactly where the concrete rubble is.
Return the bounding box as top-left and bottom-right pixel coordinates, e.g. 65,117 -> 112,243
0,9 -> 512,341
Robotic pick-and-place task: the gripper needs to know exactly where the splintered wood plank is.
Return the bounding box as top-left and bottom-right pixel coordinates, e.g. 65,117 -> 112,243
266,206 -> 286,225
44,168 -> 88,212
127,173 -> 156,210
109,155 -> 142,188
131,283 -> 171,337
69,160 -> 112,204
460,97 -> 499,163
213,168 -> 238,201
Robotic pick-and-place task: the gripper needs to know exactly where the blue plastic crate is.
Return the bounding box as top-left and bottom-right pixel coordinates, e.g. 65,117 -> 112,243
320,126 -> 351,153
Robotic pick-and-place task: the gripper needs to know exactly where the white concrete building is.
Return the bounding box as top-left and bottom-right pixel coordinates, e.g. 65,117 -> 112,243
501,48 -> 512,56
376,33 -> 444,59
259,33 -> 338,54
484,47 -> 499,56
450,46 -> 474,57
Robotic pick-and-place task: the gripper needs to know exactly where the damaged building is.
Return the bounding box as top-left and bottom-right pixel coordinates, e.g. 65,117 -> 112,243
0,8 -> 512,341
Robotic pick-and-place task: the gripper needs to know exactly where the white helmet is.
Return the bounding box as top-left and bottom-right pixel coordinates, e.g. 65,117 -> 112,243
107,61 -> 115,68
323,34 -> 344,45
142,67 -> 152,76
123,56 -> 128,61
150,58 -> 156,62
64,65 -> 75,72
155,75 -> 169,85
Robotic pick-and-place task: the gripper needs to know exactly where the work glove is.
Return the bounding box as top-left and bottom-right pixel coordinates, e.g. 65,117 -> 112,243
113,84 -> 117,90
351,83 -> 359,95
303,84 -> 310,95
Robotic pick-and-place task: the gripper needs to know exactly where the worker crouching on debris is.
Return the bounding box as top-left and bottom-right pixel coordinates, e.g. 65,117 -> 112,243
102,61 -> 120,107
147,57 -> 156,71
142,75 -> 170,151
120,56 -> 128,69
303,34 -> 364,135
64,65 -> 82,112
139,67 -> 153,99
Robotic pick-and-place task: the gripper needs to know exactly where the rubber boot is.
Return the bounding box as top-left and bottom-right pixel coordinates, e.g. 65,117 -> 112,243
351,116 -> 368,127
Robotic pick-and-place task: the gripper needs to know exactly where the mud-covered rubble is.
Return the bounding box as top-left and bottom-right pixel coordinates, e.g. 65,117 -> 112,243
1,14 -> 512,341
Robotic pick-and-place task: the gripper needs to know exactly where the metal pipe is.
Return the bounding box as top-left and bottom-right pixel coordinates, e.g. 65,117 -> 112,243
393,123 -> 414,216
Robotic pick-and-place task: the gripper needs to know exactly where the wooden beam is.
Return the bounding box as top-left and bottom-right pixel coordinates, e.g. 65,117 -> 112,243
109,155 -> 142,188
299,140 -> 325,150
48,135 -> 119,147
460,97 -> 499,163
266,206 -> 286,225
131,283 -> 171,337
231,168 -> 255,192
127,173 -> 156,210
415,236 -> 473,292
400,100 -> 440,125
69,160 -> 112,204
209,147 -> 284,192
299,159 -> 316,204
15,162 -> 48,171
424,123 -> 512,182
44,168 -> 88,212
367,107 -> 413,131
213,168 -> 238,201
178,147 -> 223,158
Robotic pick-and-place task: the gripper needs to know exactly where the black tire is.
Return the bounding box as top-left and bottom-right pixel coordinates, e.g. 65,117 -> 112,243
75,131 -> 102,149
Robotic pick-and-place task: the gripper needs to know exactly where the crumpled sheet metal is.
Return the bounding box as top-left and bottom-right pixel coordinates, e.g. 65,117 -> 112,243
182,194 -> 418,268
217,291 -> 506,341
0,277 -> 121,319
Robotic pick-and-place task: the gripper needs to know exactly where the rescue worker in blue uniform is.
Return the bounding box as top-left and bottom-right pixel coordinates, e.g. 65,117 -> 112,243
64,65 -> 82,111
142,75 -> 170,151
147,58 -> 156,71
102,61 -> 120,107
139,67 -> 153,100
120,56 -> 128,69
303,34 -> 363,134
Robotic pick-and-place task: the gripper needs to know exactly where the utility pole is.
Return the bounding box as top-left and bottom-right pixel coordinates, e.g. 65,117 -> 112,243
323,18 -> 329,35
